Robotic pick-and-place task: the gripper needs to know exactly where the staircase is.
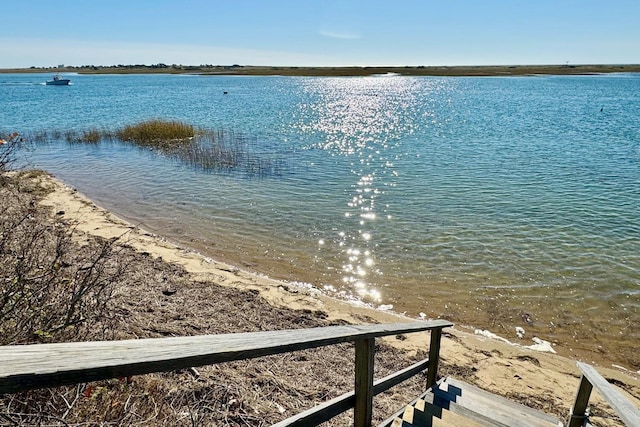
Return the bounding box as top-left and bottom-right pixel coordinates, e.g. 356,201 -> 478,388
388,377 -> 562,427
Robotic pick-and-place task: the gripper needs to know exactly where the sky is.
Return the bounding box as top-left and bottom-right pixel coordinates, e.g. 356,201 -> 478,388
1,0 -> 638,68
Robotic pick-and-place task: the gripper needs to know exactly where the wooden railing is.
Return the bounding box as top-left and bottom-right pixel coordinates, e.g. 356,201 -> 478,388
568,362 -> 640,427
0,320 -> 452,427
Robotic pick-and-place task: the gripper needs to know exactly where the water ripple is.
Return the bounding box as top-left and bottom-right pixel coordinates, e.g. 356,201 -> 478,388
5,73 -> 640,366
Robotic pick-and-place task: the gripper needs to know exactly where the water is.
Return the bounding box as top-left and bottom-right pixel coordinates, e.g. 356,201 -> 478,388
2,72 -> 639,368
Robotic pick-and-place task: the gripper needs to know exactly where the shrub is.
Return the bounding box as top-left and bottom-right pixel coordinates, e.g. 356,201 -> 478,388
0,175 -> 125,344
0,132 -> 21,173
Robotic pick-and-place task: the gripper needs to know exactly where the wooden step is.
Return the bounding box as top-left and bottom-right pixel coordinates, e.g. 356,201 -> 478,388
422,377 -> 561,427
390,397 -> 485,427
382,377 -> 562,427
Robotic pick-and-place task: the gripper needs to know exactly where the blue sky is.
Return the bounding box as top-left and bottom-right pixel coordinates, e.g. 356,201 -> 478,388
2,0 -> 638,68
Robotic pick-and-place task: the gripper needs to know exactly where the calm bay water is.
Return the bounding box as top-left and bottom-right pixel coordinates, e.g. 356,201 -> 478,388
2,72 -> 639,368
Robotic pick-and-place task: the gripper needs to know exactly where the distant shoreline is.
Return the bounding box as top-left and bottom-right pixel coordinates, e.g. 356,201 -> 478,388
2,64 -> 640,77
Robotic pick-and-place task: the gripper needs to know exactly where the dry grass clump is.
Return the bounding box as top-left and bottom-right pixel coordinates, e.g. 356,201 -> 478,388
116,120 -> 195,145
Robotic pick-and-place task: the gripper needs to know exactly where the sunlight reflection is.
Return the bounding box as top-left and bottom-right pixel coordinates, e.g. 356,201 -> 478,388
294,76 -> 435,303
292,77 -> 448,303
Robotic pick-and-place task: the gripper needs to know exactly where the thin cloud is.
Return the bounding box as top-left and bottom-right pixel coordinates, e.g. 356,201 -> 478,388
319,30 -> 361,40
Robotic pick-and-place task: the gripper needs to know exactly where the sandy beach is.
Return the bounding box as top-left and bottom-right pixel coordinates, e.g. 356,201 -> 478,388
28,172 -> 639,426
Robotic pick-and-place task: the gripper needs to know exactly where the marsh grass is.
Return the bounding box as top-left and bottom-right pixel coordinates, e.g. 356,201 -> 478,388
161,130 -> 286,177
81,128 -> 102,143
23,120 -> 287,177
116,119 -> 195,145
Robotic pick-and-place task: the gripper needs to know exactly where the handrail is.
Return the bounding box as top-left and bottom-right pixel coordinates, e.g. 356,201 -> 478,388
568,362 -> 640,427
0,320 -> 453,427
272,358 -> 431,427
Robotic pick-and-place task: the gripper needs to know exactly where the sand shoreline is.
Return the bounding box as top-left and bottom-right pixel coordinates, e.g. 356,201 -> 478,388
34,172 -> 640,425
66,173 -> 638,374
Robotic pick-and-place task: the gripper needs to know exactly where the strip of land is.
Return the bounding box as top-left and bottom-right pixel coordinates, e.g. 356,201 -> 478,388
2,64 -> 640,76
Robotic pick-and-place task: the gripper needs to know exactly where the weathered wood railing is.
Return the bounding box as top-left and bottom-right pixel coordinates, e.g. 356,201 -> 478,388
0,320 -> 452,427
568,361 -> 640,427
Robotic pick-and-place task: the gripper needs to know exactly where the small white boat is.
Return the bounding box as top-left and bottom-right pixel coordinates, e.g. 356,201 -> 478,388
46,74 -> 71,85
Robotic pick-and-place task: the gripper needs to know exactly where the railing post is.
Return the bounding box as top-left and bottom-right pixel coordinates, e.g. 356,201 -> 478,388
354,338 -> 375,427
568,375 -> 593,427
426,327 -> 443,389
